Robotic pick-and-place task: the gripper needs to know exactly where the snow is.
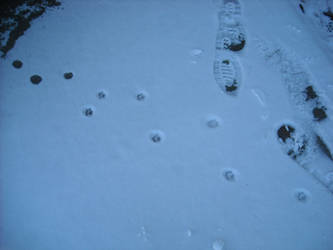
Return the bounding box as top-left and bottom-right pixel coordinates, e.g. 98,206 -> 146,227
1,0 -> 333,249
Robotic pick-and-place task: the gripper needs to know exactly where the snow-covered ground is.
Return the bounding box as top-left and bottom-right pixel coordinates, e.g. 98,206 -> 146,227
1,0 -> 333,249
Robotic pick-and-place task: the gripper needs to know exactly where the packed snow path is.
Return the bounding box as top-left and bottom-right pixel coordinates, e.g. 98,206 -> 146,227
1,0 -> 333,250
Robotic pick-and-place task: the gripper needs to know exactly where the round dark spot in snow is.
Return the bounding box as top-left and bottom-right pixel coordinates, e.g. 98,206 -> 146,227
224,170 -> 235,181
30,75 -> 42,85
97,91 -> 107,99
221,168 -> 238,182
277,124 -> 295,142
64,72 -> 73,79
12,60 -> 23,68
207,119 -> 219,128
150,131 -> 164,143
136,93 -> 146,101
151,134 -> 161,143
83,107 -> 94,117
295,191 -> 308,202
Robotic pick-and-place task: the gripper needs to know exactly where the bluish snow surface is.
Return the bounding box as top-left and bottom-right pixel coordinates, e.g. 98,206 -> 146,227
1,0 -> 333,249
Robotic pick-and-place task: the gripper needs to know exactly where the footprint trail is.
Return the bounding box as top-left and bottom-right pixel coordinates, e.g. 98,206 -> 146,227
213,0 -> 246,96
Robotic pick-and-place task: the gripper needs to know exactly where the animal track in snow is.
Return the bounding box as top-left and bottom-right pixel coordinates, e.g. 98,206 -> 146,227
149,130 -> 165,143
97,90 -> 107,99
221,168 -> 239,182
293,188 -> 311,203
136,90 -> 148,102
82,106 -> 95,117
30,74 -> 42,85
64,72 -> 73,80
12,60 -> 23,69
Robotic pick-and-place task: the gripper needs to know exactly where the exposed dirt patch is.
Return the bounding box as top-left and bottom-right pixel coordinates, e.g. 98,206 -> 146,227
0,0 -> 62,58
304,85 -> 318,101
313,107 -> 327,121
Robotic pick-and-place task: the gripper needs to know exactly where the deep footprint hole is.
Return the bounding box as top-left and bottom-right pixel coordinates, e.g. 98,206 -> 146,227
277,124 -> 295,142
30,74 -> 42,85
64,72 -> 73,79
12,59 -> 23,68
312,107 -> 327,121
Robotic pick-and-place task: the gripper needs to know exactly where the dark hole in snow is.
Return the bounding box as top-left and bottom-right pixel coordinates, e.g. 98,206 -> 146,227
151,133 -> 162,143
97,91 -> 106,99
304,85 -> 317,101
224,170 -> 235,181
277,125 -> 295,142
296,191 -> 307,202
83,108 -> 93,117
316,135 -> 333,161
312,107 -> 327,121
136,93 -> 145,101
64,72 -> 73,79
299,4 -> 305,13
30,74 -> 42,85
12,59 -> 22,68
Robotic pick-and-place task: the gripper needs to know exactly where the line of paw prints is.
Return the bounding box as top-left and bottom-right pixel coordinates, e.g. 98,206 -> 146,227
220,167 -> 311,204
12,59 -> 74,84
82,90 -> 147,118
